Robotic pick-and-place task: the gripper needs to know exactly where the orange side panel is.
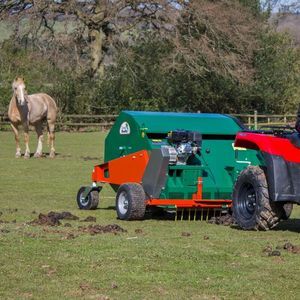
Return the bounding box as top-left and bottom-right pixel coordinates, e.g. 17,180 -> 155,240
147,199 -> 232,208
92,150 -> 150,185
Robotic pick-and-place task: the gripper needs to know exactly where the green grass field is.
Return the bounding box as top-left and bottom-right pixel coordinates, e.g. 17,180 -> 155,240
1,131 -> 300,300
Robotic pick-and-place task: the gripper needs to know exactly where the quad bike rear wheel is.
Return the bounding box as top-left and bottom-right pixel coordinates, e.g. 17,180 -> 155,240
233,166 -> 283,230
116,183 -> 146,220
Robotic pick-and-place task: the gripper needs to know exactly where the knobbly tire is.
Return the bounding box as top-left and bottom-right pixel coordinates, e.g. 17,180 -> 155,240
233,166 -> 282,230
116,183 -> 146,220
77,187 -> 99,210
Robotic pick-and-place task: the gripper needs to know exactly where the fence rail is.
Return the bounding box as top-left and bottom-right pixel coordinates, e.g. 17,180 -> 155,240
0,111 -> 297,131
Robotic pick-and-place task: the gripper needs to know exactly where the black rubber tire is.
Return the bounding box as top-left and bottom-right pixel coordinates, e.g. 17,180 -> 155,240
233,166 -> 281,230
116,183 -> 146,220
77,187 -> 99,210
275,202 -> 293,220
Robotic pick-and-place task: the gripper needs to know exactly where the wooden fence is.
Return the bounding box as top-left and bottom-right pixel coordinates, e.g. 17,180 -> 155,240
0,111 -> 297,131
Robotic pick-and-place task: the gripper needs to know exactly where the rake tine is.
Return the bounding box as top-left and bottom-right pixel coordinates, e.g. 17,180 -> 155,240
175,206 -> 178,221
206,208 -> 209,221
200,208 -> 203,221
188,208 -> 191,221
194,208 -> 197,221
181,208 -> 184,221
213,208 -> 216,218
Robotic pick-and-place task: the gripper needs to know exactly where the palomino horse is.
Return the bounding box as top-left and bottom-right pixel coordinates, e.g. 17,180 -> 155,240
8,77 -> 57,158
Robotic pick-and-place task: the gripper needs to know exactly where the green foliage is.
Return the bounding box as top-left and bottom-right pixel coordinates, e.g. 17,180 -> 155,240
250,31 -> 300,113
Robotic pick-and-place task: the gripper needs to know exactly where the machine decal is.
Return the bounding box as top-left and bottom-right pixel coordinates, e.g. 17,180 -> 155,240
119,122 -> 130,135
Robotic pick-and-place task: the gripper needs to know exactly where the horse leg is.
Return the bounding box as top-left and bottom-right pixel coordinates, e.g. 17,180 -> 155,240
23,125 -> 30,159
34,123 -> 43,158
11,122 -> 21,158
47,122 -> 56,158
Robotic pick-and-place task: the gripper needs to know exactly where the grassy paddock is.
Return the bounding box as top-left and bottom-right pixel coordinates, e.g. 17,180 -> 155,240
0,131 -> 300,299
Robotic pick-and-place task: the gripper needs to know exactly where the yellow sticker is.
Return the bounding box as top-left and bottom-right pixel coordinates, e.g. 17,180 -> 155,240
232,143 -> 246,151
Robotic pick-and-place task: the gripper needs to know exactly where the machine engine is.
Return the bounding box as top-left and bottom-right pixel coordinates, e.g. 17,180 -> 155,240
167,130 -> 202,164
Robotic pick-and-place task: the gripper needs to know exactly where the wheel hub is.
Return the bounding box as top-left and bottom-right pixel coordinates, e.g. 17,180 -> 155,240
118,191 -> 129,215
80,194 -> 89,206
238,183 -> 257,220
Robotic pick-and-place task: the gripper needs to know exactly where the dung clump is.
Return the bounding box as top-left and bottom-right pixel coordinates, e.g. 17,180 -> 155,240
283,242 -> 300,254
30,213 -> 61,226
209,214 -> 234,226
80,224 -> 127,235
29,211 -> 79,226
48,211 -> 79,221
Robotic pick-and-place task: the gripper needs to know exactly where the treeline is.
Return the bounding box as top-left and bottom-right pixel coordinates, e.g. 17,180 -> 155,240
0,0 -> 300,115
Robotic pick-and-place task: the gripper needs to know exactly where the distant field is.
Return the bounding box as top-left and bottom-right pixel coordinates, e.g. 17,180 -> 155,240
0,19 -> 77,42
0,131 -> 300,299
0,21 -> 12,41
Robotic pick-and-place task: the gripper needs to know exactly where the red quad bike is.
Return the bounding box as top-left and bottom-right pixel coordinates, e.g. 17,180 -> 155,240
232,108 -> 300,230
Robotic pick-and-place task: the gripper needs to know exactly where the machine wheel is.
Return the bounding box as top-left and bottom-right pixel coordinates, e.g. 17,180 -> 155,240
77,187 -> 99,210
275,202 -> 293,220
233,166 -> 281,230
116,183 -> 146,220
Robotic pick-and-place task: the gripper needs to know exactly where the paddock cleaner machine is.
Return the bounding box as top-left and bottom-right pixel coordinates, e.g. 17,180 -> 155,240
78,109 -> 300,230
77,111 -> 260,221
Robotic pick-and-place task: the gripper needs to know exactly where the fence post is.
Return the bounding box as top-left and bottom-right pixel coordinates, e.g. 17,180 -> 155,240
254,110 -> 258,130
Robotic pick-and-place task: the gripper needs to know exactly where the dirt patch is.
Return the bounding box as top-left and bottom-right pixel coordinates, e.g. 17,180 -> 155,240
263,245 -> 281,256
135,228 -> 143,234
203,235 -> 209,240
29,211 -> 79,226
64,223 -> 72,227
0,229 -> 10,233
80,156 -> 100,161
208,214 -> 234,226
269,250 -> 281,257
111,282 -> 118,289
263,242 -> 300,256
62,233 -> 77,240
79,224 -> 127,235
283,242 -> 300,254
81,216 -> 96,222
48,211 -> 79,221
181,232 -> 191,237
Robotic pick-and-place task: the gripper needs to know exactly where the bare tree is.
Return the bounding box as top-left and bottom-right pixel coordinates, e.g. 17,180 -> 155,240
170,0 -> 260,83
0,0 -> 177,77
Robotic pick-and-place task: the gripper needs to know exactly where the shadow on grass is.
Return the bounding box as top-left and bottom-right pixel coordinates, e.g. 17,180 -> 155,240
98,206 -> 115,211
274,218 -> 300,233
19,152 -> 62,158
230,218 -> 300,232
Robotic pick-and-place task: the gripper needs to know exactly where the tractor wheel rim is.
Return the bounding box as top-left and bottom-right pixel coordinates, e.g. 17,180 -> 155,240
238,183 -> 257,220
118,191 -> 129,215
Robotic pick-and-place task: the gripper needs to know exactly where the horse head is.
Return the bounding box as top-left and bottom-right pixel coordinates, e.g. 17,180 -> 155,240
12,77 -> 28,106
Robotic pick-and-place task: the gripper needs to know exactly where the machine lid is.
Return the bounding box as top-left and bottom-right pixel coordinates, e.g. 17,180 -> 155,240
121,111 -> 245,135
